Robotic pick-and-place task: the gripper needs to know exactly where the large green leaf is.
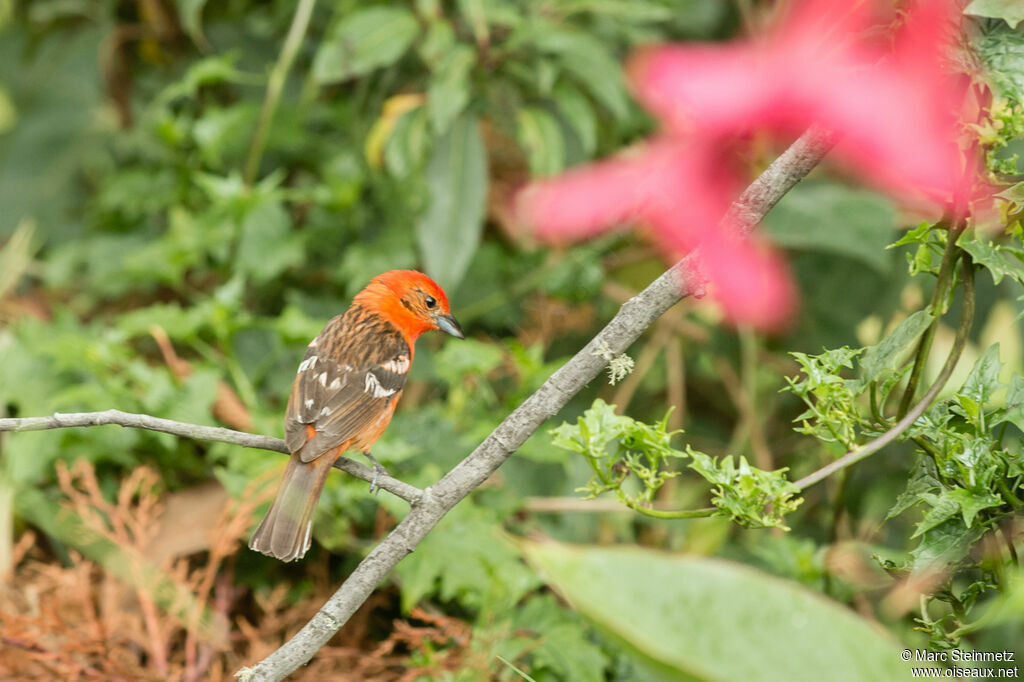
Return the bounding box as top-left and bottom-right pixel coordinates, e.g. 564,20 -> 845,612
523,542 -> 929,682
312,7 -> 420,84
761,181 -> 896,273
415,113 -> 488,291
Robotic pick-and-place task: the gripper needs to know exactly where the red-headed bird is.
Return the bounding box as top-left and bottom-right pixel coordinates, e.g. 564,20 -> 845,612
249,270 -> 464,562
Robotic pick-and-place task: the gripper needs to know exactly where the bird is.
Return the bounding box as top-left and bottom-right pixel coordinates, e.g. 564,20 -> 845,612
249,270 -> 464,562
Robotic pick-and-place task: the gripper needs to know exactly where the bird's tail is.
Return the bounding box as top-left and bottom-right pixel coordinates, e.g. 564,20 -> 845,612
249,452 -> 334,562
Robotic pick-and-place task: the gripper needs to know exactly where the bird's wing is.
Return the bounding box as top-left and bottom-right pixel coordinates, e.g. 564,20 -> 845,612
284,310 -> 411,462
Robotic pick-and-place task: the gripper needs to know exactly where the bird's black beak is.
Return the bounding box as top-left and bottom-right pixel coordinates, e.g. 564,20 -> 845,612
434,313 -> 465,339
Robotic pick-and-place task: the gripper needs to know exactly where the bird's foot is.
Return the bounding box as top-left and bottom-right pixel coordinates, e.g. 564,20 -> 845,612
363,451 -> 389,495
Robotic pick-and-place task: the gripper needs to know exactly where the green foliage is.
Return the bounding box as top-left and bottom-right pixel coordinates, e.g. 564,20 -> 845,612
312,7 -> 421,84
4,1 -> 1024,677
550,399 -> 801,528
785,347 -> 868,449
686,449 -> 802,530
415,113 -> 488,291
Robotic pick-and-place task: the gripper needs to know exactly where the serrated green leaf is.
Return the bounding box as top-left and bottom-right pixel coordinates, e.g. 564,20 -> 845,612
887,457 -> 941,520
415,113 -> 487,290
312,7 -> 420,84
975,26 -> 1024,104
517,106 -> 565,176
523,542 -> 926,682
967,0 -> 1024,30
960,343 -> 1004,408
993,374 -> 1024,431
945,487 -> 1003,527
858,309 -> 934,386
427,44 -> 475,134
958,229 -> 1024,286
913,492 -> 961,538
889,221 -> 934,248
911,518 -> 985,570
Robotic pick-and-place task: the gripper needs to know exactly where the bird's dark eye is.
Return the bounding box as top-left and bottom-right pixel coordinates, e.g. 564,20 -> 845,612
424,295 -> 437,309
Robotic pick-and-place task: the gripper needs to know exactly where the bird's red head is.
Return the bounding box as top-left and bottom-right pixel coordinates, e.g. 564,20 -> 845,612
353,270 -> 464,343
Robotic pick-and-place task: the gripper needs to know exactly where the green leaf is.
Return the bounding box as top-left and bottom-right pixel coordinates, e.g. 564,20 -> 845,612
975,26 -> 1024,104
312,7 -> 420,84
522,542 -> 927,682
513,595 -> 609,682
687,450 -> 801,529
911,518 -> 985,570
945,487 -> 1004,527
957,229 -> 1024,286
235,198 -> 304,282
530,28 -> 629,119
553,81 -> 597,155
394,506 -> 540,612
993,374 -> 1024,431
966,0 -> 1024,29
857,309 -> 934,386
384,106 -> 429,177
761,182 -> 896,273
427,44 -> 475,134
887,456 -> 941,520
959,343 -> 1003,409
516,106 -> 565,176
415,112 -> 488,291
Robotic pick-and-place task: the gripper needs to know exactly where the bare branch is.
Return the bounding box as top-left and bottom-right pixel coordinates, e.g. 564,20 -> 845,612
0,410 -> 423,503
238,126 -> 837,680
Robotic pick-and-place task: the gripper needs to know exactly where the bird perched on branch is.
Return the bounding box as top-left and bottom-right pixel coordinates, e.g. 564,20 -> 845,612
249,270 -> 464,562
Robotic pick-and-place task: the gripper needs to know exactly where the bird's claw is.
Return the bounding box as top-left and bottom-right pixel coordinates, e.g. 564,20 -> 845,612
364,452 -> 389,495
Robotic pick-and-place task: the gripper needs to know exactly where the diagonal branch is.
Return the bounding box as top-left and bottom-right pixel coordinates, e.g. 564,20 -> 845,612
0,410 -> 423,503
236,125 -> 837,680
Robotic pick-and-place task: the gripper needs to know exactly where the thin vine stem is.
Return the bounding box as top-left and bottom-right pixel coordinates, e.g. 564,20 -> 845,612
795,253 -> 975,491
897,221 -> 963,418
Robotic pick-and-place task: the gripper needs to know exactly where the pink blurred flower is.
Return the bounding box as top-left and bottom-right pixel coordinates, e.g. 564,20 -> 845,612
518,0 -> 968,330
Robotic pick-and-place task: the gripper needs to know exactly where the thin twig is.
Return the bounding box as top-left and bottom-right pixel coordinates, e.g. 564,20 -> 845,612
794,254 -> 975,491
0,410 -> 423,503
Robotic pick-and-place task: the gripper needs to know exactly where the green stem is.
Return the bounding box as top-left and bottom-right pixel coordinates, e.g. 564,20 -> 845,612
897,223 -> 963,418
996,475 -> 1024,510
795,254 -> 975,491
619,496 -> 717,520
244,0 -> 317,186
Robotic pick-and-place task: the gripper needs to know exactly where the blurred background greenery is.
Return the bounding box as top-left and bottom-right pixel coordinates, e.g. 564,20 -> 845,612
0,1 -> 1022,680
